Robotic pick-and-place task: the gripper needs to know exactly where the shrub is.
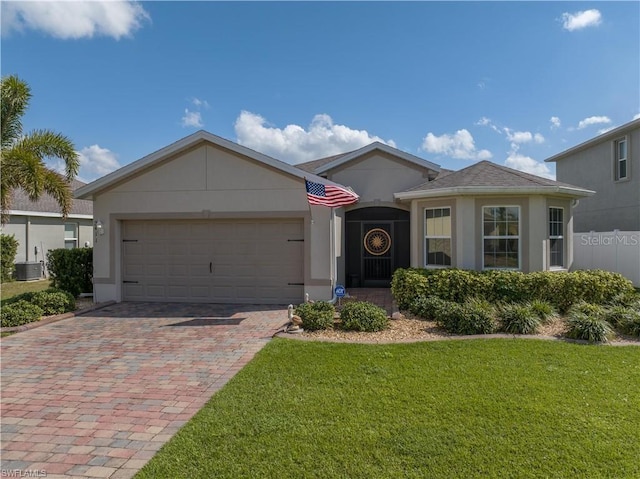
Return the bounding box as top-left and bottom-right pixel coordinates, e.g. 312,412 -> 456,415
606,305 -> 640,337
391,269 -> 431,310
437,298 -> 497,335
340,301 -> 389,332
47,247 -> 93,297
1,234 -> 19,282
1,300 -> 43,327
499,303 -> 541,335
31,289 -> 76,316
295,301 -> 335,331
567,302 -> 613,343
409,295 -> 448,321
528,299 -> 556,323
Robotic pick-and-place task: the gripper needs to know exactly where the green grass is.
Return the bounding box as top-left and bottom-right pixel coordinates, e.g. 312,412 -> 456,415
0,279 -> 50,301
137,339 -> 640,479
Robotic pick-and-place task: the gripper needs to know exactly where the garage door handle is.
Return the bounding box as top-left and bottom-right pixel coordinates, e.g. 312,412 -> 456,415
209,262 -> 212,273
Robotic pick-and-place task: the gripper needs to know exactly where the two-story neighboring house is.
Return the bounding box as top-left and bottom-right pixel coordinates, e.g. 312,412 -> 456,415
545,118 -> 640,232
545,118 -> 640,286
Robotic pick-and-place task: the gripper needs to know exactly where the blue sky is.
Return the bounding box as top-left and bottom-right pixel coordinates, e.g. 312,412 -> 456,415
2,1 -> 639,183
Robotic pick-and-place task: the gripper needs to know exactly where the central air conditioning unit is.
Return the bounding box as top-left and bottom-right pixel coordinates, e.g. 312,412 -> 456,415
14,262 -> 43,281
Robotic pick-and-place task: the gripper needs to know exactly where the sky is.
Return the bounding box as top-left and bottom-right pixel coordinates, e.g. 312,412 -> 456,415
2,1 -> 639,183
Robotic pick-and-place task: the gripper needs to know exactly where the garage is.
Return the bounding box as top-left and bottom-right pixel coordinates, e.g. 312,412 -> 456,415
122,218 -> 304,304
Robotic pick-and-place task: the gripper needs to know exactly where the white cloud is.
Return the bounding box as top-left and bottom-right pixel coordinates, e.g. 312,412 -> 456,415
54,144 -> 120,182
192,98 -> 210,109
181,109 -> 203,128
475,117 -> 501,134
577,115 -> 611,129
422,129 -> 492,161
1,1 -> 150,39
561,9 -> 602,32
550,116 -> 561,129
234,111 -> 396,164
505,152 -> 553,180
504,129 -> 545,145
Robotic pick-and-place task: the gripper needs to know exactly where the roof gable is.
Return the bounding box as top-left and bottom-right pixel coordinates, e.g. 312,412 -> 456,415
76,131 -> 340,200
295,142 -> 440,175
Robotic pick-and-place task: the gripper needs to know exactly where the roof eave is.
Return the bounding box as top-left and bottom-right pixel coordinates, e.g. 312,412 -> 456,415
545,118 -> 640,163
75,130 -> 342,200
394,186 -> 595,201
314,142 -> 441,174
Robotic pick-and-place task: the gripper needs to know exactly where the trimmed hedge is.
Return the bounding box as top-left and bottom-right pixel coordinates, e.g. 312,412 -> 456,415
1,234 -> 19,282
47,247 -> 93,297
340,301 -> 389,332
392,268 -> 634,313
1,300 -> 43,328
31,289 -> 76,315
295,301 -> 335,331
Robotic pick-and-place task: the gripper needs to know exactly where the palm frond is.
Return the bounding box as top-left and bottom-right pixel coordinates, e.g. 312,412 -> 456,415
16,130 -> 80,180
1,75 -> 32,150
42,169 -> 73,218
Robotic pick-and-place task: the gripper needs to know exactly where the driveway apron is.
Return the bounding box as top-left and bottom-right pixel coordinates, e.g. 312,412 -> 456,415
1,302 -> 287,479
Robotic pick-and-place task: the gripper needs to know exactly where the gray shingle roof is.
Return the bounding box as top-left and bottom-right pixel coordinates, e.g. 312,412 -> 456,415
10,179 -> 93,216
295,152 -> 351,173
406,160 -> 584,192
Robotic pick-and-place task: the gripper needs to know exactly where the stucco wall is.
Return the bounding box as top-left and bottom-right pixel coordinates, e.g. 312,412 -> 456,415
1,216 -> 92,264
555,126 -> 640,231
329,152 -> 432,205
92,142 -> 335,302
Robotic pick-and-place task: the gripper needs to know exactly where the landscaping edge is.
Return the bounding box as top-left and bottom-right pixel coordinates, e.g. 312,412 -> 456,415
0,300 -> 116,334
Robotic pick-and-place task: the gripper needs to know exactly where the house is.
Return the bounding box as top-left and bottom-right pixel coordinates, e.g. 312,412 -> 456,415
1,179 -> 93,266
545,118 -> 640,232
75,131 -> 593,304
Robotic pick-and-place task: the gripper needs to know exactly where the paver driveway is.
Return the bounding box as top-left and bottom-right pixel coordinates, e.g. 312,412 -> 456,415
1,302 -> 288,479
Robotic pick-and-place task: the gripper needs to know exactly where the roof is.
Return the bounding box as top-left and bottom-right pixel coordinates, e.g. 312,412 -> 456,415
9,179 -> 93,217
75,130 -> 345,200
296,141 -> 441,175
395,160 -> 594,200
545,118 -> 640,163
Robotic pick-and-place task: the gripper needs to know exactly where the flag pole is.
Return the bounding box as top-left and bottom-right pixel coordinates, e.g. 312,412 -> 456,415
304,177 -> 314,224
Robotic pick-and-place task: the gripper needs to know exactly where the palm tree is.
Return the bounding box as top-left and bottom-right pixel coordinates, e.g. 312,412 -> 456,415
1,75 -> 80,224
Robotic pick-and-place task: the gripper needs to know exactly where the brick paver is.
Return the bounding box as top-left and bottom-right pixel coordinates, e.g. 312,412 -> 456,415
1,302 -> 287,478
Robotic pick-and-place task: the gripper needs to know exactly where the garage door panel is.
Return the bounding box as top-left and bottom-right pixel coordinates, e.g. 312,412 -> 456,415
123,219 -> 304,303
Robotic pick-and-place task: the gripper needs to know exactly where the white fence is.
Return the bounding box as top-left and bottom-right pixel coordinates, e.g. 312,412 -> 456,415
573,231 -> 640,287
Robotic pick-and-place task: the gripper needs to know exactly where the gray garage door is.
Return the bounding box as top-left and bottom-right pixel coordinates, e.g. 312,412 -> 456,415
122,219 -> 304,304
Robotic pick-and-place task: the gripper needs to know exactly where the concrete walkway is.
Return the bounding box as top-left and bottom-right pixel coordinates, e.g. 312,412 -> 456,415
0,302 -> 287,479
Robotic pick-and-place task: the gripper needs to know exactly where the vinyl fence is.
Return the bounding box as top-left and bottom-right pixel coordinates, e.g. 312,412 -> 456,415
573,231 -> 640,287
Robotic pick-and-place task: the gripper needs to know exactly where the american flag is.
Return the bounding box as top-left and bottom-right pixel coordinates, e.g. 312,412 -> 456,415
305,179 -> 359,208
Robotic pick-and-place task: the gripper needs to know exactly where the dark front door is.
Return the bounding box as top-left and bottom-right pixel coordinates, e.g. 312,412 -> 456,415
346,207 -> 410,288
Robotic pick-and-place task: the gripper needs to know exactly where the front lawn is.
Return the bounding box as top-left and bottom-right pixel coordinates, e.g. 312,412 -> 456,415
137,339 -> 640,479
0,279 -> 50,301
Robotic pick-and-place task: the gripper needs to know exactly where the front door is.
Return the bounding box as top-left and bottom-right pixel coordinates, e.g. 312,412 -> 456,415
345,207 -> 410,288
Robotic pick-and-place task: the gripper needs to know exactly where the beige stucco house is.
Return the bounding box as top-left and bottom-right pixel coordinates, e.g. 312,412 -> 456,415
76,131 -> 593,304
2,179 -> 93,269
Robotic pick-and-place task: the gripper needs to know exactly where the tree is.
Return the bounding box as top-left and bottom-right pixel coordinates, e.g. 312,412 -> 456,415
1,75 -> 80,224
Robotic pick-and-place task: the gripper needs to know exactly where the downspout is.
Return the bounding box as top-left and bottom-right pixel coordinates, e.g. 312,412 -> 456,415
26,215 -> 31,261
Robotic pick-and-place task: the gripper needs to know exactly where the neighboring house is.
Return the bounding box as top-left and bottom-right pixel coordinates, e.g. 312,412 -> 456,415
75,131 -> 592,304
1,179 -> 94,265
545,118 -> 640,232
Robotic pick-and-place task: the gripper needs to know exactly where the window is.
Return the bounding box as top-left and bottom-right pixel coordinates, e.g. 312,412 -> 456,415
615,138 -> 628,180
64,223 -> 78,249
483,206 -> 519,269
549,207 -> 564,268
425,207 -> 451,266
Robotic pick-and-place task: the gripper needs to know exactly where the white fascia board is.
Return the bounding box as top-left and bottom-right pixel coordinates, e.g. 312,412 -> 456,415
545,118 -> 640,163
394,186 -> 595,201
8,210 -> 93,219
315,142 -> 441,174
75,130 -> 343,200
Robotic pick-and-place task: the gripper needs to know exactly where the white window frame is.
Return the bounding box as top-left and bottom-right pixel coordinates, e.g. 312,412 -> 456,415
482,205 -> 521,270
424,207 -> 452,268
548,207 -> 564,269
614,136 -> 628,181
64,222 -> 78,249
